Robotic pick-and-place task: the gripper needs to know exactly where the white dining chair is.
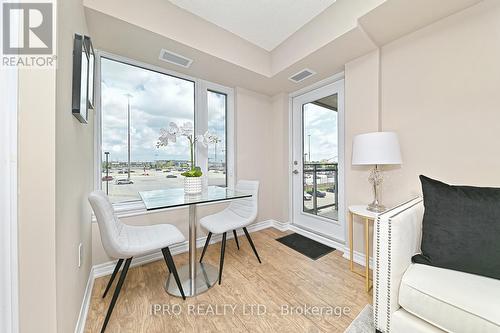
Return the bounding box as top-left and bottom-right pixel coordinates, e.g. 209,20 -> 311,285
199,180 -> 261,285
88,191 -> 186,333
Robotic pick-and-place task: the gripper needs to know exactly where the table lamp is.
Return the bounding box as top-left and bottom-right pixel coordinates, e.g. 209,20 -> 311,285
352,132 -> 402,212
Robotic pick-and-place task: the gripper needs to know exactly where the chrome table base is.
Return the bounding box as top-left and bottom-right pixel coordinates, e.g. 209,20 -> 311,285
165,204 -> 219,297
165,262 -> 218,297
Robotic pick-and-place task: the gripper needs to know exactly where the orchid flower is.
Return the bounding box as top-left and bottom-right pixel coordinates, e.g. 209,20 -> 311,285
167,122 -> 179,138
179,122 -> 194,137
157,122 -> 220,175
156,128 -> 170,148
196,131 -> 219,147
156,122 -> 179,147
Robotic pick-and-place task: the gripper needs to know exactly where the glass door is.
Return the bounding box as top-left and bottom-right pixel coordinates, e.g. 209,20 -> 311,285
291,80 -> 345,241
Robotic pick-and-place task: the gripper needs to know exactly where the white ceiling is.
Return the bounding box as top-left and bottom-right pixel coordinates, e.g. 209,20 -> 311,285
167,0 -> 337,51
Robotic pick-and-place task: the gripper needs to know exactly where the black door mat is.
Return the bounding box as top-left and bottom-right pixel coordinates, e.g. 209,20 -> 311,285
276,233 -> 335,260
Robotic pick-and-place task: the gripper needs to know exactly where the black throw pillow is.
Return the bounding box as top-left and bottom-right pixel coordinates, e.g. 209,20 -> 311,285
412,175 -> 500,280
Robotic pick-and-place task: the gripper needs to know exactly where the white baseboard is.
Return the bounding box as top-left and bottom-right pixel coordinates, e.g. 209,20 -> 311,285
286,224 -> 374,269
272,220 -> 291,231
74,266 -> 95,333
342,249 -> 374,270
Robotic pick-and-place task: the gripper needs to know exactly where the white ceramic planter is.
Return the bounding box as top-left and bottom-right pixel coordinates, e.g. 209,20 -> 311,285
184,177 -> 203,194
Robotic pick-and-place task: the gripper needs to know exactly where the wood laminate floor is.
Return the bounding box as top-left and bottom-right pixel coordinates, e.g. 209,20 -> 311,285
84,228 -> 372,333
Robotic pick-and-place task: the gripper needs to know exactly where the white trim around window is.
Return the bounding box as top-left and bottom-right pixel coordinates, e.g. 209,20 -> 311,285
201,80 -> 235,189
93,51 -> 235,216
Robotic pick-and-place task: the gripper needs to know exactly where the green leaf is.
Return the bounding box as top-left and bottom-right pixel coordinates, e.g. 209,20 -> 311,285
181,167 -> 203,177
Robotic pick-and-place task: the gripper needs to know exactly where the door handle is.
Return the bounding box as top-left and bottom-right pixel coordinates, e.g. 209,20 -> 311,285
293,170 -> 299,175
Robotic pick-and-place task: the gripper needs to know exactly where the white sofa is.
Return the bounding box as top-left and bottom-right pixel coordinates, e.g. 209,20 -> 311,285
373,198 -> 500,333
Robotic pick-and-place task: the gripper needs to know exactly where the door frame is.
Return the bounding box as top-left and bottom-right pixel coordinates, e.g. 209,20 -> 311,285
0,65 -> 20,333
288,72 -> 346,244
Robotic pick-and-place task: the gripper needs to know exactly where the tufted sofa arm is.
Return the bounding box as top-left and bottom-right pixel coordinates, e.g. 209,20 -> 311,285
373,198 -> 424,333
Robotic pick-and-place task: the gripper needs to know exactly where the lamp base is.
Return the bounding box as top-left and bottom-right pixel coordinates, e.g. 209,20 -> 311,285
367,202 -> 386,213
368,165 -> 386,213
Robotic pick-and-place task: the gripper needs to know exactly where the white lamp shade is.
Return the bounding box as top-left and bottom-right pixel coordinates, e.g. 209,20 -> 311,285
352,132 -> 402,165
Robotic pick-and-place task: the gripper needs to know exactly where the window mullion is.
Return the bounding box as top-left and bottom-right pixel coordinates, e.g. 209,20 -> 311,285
195,80 -> 209,186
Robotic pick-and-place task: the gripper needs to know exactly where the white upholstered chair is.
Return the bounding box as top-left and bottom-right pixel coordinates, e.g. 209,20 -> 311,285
199,180 -> 261,285
89,191 -> 186,333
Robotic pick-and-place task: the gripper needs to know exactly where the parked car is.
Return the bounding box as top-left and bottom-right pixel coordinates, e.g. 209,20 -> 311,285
304,192 -> 312,201
115,179 -> 133,185
307,190 -> 326,198
101,175 -> 114,181
316,191 -> 327,198
326,186 -> 336,193
166,174 -> 177,178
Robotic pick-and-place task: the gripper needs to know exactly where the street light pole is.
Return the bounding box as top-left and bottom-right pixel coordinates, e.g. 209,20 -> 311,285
214,141 -> 217,167
104,151 -> 110,195
308,134 -> 311,163
214,137 -> 221,167
126,94 -> 131,181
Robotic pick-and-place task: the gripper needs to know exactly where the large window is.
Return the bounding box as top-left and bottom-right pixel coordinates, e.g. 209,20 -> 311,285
207,90 -> 227,187
98,54 -> 233,203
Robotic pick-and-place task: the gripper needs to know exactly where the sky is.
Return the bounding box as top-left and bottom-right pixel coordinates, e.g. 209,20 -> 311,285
101,57 -> 226,163
303,102 -> 338,163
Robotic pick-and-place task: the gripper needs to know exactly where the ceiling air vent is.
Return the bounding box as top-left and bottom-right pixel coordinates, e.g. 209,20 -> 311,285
288,68 -> 316,83
159,49 -> 193,68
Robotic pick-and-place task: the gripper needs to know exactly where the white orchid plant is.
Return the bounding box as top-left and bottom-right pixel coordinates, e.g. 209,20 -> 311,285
156,122 -> 219,177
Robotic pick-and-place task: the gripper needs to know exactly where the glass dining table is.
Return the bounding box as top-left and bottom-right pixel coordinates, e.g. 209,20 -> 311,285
139,186 -> 252,297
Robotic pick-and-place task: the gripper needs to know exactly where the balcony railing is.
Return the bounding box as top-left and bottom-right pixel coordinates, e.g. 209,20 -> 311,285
303,163 -> 338,220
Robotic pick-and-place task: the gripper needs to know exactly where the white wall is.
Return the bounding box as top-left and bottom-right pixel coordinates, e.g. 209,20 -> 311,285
344,50 -> 380,255
380,0 -> 500,205
18,70 -> 57,333
55,1 -> 93,333
271,93 -> 290,223
234,88 -> 276,221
